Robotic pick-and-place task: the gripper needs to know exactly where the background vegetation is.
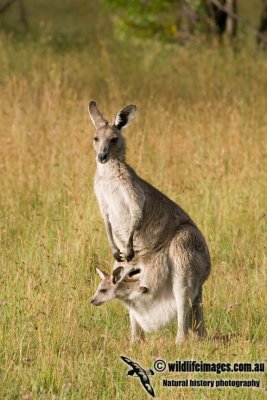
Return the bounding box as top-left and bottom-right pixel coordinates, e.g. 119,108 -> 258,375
0,0 -> 266,399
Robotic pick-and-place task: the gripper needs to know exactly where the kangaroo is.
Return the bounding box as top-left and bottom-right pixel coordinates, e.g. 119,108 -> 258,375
88,101 -> 211,342
91,260 -> 208,343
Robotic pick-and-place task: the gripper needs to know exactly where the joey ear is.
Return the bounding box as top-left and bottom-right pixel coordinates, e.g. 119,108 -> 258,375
96,268 -> 109,280
112,266 -> 140,284
114,104 -> 136,130
88,101 -> 108,128
112,266 -> 124,284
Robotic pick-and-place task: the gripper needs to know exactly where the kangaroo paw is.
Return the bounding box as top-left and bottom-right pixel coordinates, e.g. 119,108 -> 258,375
125,248 -> 135,262
113,250 -> 124,262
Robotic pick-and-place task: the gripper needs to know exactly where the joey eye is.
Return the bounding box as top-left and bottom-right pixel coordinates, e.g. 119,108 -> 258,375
100,289 -> 107,293
111,137 -> 118,143
93,137 -> 99,142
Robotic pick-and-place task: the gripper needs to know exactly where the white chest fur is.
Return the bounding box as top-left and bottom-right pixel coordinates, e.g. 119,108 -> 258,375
94,167 -> 131,248
128,289 -> 177,333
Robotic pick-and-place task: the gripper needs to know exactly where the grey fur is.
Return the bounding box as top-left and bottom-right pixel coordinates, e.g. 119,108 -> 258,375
88,101 -> 211,343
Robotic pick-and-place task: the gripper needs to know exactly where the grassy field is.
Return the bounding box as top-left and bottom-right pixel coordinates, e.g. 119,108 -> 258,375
0,1 -> 266,399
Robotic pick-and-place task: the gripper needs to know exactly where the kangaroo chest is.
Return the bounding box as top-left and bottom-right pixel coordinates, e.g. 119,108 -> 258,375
95,176 -> 131,244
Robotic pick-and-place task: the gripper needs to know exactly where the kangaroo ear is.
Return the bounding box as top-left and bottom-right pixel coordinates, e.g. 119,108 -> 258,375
96,268 -> 109,280
112,266 -> 140,284
114,104 -> 136,130
88,101 -> 108,128
112,266 -> 124,284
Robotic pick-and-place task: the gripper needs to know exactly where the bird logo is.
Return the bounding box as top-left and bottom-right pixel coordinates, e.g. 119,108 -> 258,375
121,356 -> 155,397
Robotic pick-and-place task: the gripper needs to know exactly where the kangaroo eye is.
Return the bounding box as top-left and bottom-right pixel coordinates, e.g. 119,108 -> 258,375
100,289 -> 107,293
111,137 -> 118,143
93,137 -> 99,142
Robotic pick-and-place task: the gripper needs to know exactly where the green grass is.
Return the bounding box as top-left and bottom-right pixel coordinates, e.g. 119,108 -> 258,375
0,1 -> 266,399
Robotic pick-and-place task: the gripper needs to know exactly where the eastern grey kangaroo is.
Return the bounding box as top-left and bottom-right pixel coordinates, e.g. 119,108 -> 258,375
88,101 -> 211,343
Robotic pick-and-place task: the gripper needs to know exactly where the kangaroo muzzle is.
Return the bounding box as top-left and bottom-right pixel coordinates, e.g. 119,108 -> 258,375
98,152 -> 109,164
90,296 -> 103,306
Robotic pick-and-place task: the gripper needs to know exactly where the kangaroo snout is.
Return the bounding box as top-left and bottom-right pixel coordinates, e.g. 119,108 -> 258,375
90,297 -> 102,306
98,152 -> 108,164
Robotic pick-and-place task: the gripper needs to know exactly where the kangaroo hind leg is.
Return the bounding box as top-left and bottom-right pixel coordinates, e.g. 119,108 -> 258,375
190,286 -> 207,338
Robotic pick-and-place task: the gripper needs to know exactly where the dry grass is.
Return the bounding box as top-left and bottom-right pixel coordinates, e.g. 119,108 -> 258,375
0,2 -> 266,399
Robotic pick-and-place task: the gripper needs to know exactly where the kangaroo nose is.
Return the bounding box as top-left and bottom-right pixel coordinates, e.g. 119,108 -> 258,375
91,297 -> 102,306
98,153 -> 108,164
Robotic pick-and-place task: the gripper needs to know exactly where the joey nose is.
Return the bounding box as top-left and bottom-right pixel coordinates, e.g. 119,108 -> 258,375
91,297 -> 102,306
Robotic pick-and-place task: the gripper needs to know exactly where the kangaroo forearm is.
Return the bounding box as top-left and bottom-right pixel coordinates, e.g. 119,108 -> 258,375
127,213 -> 142,250
123,209 -> 142,261
104,218 -> 117,251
